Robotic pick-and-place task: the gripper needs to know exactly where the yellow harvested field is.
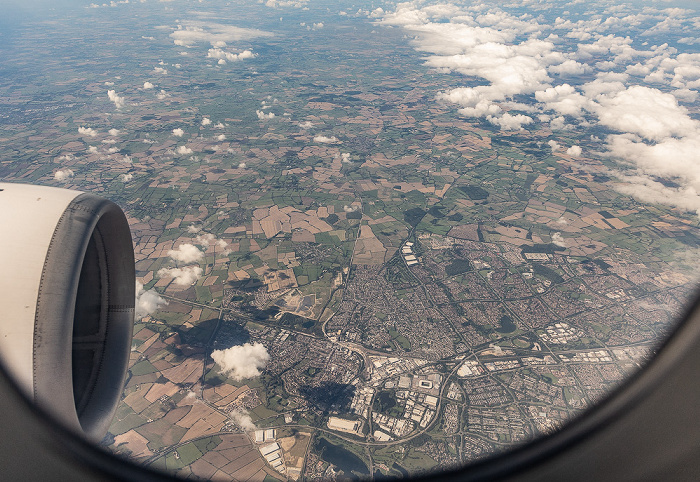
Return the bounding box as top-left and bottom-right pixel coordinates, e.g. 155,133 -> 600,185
145,381 -> 179,403
114,430 -> 152,458
160,357 -> 203,385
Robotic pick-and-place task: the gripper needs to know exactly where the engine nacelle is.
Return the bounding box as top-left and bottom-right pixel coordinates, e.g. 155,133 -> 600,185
0,182 -> 134,441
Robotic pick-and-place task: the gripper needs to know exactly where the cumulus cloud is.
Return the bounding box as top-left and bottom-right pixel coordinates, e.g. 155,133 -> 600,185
298,121 -> 314,129
195,233 -> 216,245
551,232 -> 567,248
211,342 -> 270,381
175,145 -> 193,155
313,135 -> 338,143
487,112 -> 533,131
535,84 -> 591,117
374,2 -> 700,217
135,281 -> 167,319
201,117 -> 211,126
167,243 -> 204,263
78,126 -> 97,137
412,14 -> 554,119
170,22 -> 273,47
207,48 -> 256,63
238,162 -> 247,169
216,238 -> 231,255
196,232 -> 232,255
549,59 -> 589,76
143,81 -> 154,89
216,134 -> 226,141
157,266 -> 203,286
567,145 -> 582,156
107,90 -> 125,109
120,173 -> 133,182
593,86 -> 698,141
230,409 -> 256,432
256,110 -> 275,120
108,128 -> 120,136
54,169 -> 74,181
343,204 -> 358,213
614,172 -> 700,216
187,225 -> 202,234
172,128 -> 185,137
340,152 -> 351,163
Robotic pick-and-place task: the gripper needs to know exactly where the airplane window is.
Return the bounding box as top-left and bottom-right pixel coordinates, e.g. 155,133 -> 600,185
2,0 -> 700,479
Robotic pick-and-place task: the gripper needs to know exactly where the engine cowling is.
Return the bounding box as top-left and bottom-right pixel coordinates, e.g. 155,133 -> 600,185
0,182 -> 134,441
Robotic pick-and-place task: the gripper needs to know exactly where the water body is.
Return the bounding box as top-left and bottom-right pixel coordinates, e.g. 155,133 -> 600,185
392,462 -> 410,477
316,437 -> 368,476
496,315 -> 516,334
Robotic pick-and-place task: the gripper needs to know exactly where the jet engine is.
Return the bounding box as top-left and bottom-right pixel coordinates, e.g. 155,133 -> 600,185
0,182 -> 134,441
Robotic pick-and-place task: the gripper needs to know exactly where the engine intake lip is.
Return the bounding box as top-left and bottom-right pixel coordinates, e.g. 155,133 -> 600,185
33,193 -> 134,441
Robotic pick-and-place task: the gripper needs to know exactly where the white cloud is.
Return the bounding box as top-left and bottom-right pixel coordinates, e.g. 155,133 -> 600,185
593,86 -> 699,141
54,169 -> 74,181
265,0 -> 309,8
78,126 -> 97,137
108,128 -> 120,136
549,59 -> 589,76
175,145 -> 193,155
195,232 -> 232,255
487,112 -> 533,131
207,48 -> 256,63
216,238 -> 231,255
120,173 -> 133,182
256,110 -> 275,120
153,67 -> 168,75
298,121 -> 314,129
187,225 -> 202,234
88,146 -> 98,153
170,22 -> 273,47
201,117 -> 211,126
230,409 -> 256,432
535,84 -> 591,117
379,5 -> 556,122
313,135 -> 338,143
566,145 -> 582,156
614,172 -> 700,216
157,266 -> 203,286
135,281 -> 167,319
216,134 -> 226,141
143,81 -> 154,89
107,90 -> 125,109
548,140 -> 561,152
172,128 -> 185,137
238,162 -> 247,169
343,204 -> 358,213
551,232 -> 567,247
157,89 -> 170,100
211,342 -> 270,381
167,243 -> 204,263
581,79 -> 626,98
341,153 -> 351,163
195,233 -> 216,245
